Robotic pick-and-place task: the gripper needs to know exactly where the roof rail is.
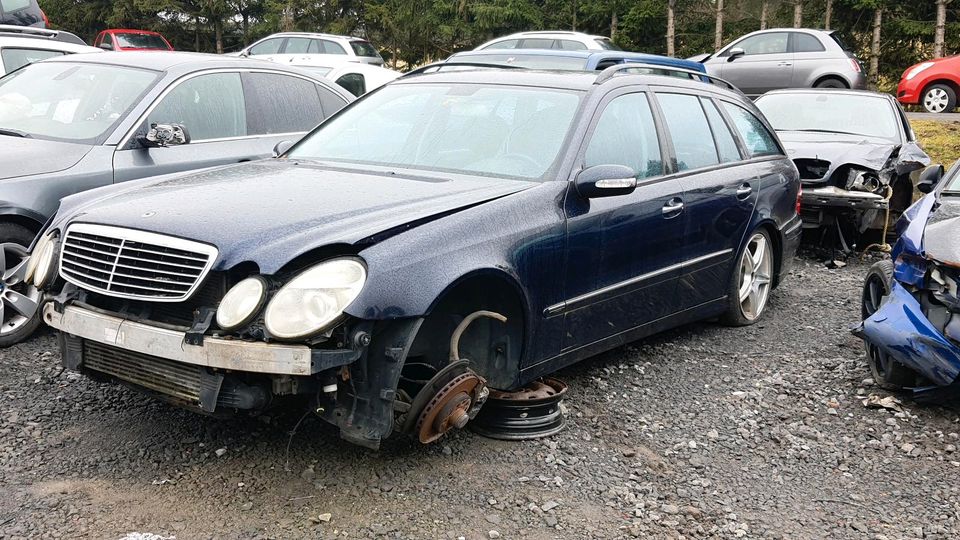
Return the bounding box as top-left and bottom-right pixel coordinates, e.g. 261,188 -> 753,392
0,24 -> 86,45
401,61 -> 522,78
594,62 -> 741,93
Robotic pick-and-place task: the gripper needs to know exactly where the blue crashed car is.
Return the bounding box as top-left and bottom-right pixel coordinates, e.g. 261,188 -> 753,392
857,161 -> 960,400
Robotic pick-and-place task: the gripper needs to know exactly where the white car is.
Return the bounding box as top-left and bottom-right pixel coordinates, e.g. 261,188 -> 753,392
289,58 -> 400,96
233,32 -> 383,66
475,31 -> 620,52
0,25 -> 100,76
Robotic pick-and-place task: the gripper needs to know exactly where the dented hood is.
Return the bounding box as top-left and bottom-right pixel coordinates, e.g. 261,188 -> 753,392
777,131 -> 929,178
55,160 -> 536,273
923,198 -> 960,268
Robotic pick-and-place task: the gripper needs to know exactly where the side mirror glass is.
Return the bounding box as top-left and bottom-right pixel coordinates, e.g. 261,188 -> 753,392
575,165 -> 638,199
273,140 -> 294,158
727,47 -> 745,61
139,123 -> 190,148
917,164 -> 944,194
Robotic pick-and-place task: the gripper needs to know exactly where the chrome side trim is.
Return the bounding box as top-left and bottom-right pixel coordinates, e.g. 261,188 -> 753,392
44,303 -> 314,376
543,249 -> 732,317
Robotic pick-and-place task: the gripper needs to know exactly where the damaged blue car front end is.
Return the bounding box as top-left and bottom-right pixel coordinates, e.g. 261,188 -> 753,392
855,160 -> 960,400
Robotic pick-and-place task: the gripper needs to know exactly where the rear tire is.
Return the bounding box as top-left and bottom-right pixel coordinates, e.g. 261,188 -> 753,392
814,77 -> 847,89
922,84 -> 956,114
721,229 -> 774,326
861,260 -> 915,389
0,223 -> 43,348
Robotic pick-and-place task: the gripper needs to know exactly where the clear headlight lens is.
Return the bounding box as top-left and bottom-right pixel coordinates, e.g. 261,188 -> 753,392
24,232 -> 53,285
31,233 -> 58,289
264,258 -> 366,340
216,276 -> 267,331
906,62 -> 934,80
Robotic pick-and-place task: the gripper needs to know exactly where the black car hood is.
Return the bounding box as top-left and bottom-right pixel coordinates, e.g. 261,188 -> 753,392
58,160 -> 538,273
777,131 -> 918,171
924,197 -> 960,267
0,137 -> 93,179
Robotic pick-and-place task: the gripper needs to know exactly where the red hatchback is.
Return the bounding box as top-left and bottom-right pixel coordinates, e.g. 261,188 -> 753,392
897,55 -> 960,113
94,29 -> 173,52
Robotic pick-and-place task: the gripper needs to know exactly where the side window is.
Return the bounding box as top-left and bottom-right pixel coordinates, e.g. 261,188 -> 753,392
307,39 -> 324,54
316,85 -> 349,116
335,73 -> 366,97
721,103 -> 781,157
730,32 -> 788,55
657,93 -> 719,171
149,73 -> 247,141
1,48 -> 65,73
584,92 -> 662,179
559,40 -> 587,51
249,38 -> 283,55
322,40 -> 347,55
242,73 -> 327,134
102,33 -> 113,47
792,33 -> 825,53
520,38 -> 555,49
701,98 -> 741,163
283,37 -> 311,54
484,39 -> 519,50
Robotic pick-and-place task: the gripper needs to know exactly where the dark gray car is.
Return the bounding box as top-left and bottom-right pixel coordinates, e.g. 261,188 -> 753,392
0,51 -> 352,345
697,28 -> 866,98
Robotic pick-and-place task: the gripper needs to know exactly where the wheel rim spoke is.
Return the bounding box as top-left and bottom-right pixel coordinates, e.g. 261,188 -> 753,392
3,258 -> 27,284
750,237 -> 765,269
3,290 -> 39,318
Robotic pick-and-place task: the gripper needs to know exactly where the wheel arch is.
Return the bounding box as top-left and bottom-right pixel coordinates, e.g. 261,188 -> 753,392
812,74 -> 850,88
919,78 -> 959,103
0,207 -> 46,236
748,219 -> 784,288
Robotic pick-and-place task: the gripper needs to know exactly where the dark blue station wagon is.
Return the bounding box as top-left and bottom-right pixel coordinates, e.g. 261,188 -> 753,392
34,65 -> 802,448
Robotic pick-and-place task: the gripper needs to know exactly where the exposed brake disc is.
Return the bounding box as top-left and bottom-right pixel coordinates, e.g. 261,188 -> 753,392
415,370 -> 487,444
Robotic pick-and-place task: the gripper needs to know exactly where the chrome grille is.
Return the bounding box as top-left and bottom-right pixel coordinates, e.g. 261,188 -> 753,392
59,223 -> 218,302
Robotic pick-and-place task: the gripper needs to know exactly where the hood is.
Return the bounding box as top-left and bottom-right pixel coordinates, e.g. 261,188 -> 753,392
923,198 -> 960,267
777,131 -> 899,171
0,137 -> 93,179
58,160 -> 537,273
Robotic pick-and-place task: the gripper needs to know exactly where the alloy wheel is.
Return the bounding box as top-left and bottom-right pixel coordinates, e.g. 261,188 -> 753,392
737,232 -> 772,321
0,243 -> 41,338
923,88 -> 949,113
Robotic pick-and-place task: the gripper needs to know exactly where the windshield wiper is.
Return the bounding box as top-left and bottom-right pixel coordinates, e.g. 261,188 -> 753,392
0,128 -> 32,138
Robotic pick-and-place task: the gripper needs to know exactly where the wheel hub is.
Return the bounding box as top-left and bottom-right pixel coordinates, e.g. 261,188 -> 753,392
414,371 -> 487,444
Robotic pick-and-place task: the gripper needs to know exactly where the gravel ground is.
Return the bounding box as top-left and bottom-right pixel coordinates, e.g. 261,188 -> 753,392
1,255 -> 959,540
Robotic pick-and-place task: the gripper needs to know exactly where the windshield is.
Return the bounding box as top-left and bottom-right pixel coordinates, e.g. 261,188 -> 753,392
116,33 -> 170,50
350,40 -> 381,59
944,161 -> 960,193
288,83 -> 582,180
455,53 -> 588,70
756,93 -> 900,141
0,62 -> 158,143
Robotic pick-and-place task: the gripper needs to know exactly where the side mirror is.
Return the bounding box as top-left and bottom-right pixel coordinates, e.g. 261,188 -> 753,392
98,42 -> 113,51
727,47 -> 745,61
917,164 -> 944,194
272,140 -> 294,158
575,165 -> 637,199
139,123 -> 190,148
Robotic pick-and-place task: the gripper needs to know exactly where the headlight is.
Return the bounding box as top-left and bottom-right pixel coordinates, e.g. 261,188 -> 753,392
905,62 -> 934,80
24,232 -> 54,285
216,276 -> 268,331
264,258 -> 366,340
31,233 -> 58,289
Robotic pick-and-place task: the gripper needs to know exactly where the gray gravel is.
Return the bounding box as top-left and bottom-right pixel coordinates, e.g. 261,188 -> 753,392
1,256 -> 959,539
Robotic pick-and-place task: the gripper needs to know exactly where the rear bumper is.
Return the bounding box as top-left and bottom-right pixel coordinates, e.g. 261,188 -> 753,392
777,214 -> 802,283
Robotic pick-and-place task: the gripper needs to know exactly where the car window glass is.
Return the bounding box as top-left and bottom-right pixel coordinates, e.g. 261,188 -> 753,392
149,72 -> 246,140
322,40 -> 347,55
585,92 -> 662,179
115,33 -> 169,50
102,33 -> 113,46
520,38 -> 555,49
792,33 -> 825,53
459,53 -> 588,70
722,102 -> 781,157
484,39 -> 518,49
307,39 -> 323,54
657,93 -> 719,171
755,93 -> 900,140
249,37 -> 282,55
316,85 -> 349,116
559,40 -> 587,50
595,38 -> 621,51
284,37 -> 311,54
349,40 -> 379,58
242,73 -> 329,135
1,48 -> 64,73
335,73 -> 365,97
1,0 -> 30,11
701,98 -> 741,163
732,32 -> 788,55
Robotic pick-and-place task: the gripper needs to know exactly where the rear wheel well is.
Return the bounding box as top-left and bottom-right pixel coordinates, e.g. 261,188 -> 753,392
405,273 -> 526,390
756,222 -> 783,288
813,75 -> 849,88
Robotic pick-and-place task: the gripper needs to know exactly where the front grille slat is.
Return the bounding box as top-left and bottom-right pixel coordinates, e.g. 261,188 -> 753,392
59,224 -> 218,302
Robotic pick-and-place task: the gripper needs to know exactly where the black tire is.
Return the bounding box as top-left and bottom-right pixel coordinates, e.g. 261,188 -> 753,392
0,222 -> 43,348
922,83 -> 956,114
721,229 -> 774,327
861,260 -> 914,389
814,77 -> 847,89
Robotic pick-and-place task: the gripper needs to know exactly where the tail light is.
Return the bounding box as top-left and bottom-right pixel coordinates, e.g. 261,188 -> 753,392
795,185 -> 802,215
40,9 -> 49,28
849,58 -> 861,73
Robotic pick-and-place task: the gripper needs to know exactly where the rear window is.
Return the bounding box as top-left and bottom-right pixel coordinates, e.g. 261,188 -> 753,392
1,48 -> 63,73
115,33 -> 170,50
350,40 -> 381,58
458,53 -> 587,71
829,32 -> 851,51
595,38 -> 621,51
1,0 -> 32,12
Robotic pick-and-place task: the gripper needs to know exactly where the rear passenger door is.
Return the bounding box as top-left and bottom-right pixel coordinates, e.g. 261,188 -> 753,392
652,91 -> 758,310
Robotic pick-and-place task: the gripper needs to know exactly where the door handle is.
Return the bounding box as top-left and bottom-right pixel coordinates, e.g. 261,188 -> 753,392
736,183 -> 753,200
777,62 -> 792,67
662,197 -> 684,218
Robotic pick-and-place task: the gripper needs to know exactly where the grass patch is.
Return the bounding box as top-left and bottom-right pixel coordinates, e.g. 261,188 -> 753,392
912,120 -> 960,167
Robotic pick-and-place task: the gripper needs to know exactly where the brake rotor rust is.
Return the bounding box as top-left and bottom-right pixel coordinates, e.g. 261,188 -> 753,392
415,371 -> 486,444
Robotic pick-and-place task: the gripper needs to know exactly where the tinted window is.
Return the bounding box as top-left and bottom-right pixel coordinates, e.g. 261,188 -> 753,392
731,32 -> 788,55
520,38 -> 555,49
484,39 -> 518,50
657,93 -> 718,171
316,86 -> 348,116
585,93 -> 662,179
350,40 -> 380,58
722,103 -> 781,157
150,73 -> 246,140
284,37 -> 311,54
249,38 -> 283,55
829,32 -> 851,51
115,33 -> 169,50
335,73 -> 365,97
102,33 -> 113,46
1,48 -> 64,73
701,98 -> 741,163
558,40 -> 587,50
242,73 -> 327,135
792,33 -> 825,53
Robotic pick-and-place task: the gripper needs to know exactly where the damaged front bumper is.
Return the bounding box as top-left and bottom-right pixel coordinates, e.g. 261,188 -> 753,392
855,281 -> 960,387
801,186 -> 887,211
